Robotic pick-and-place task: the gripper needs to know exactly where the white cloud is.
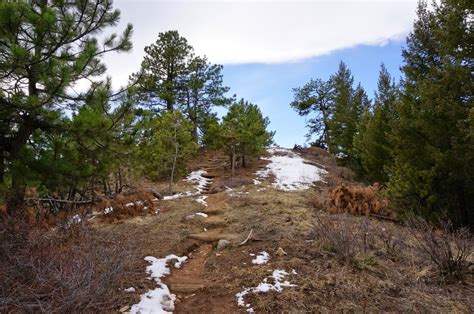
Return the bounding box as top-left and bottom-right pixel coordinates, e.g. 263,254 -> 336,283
102,0 -> 418,88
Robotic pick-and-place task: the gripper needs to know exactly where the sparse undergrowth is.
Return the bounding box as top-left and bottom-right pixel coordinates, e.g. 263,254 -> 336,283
0,218 -> 140,312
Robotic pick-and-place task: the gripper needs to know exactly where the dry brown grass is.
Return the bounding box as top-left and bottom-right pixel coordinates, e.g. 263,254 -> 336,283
328,184 -> 389,216
0,218 -> 140,312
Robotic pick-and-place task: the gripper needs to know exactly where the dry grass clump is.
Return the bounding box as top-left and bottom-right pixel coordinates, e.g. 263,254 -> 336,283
98,190 -> 155,221
0,218 -> 139,312
409,219 -> 473,281
328,184 -> 389,216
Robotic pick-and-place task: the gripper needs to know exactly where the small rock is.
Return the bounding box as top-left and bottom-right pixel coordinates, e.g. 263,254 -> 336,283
275,247 -> 287,256
185,214 -> 195,220
161,295 -> 175,312
216,239 -> 231,250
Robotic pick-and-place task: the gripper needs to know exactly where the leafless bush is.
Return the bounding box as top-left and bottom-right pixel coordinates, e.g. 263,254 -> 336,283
375,225 -> 406,260
0,218 -> 139,312
410,218 -> 473,280
313,217 -> 359,263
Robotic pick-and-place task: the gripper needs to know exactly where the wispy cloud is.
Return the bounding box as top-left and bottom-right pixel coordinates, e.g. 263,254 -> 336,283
104,0 -> 417,88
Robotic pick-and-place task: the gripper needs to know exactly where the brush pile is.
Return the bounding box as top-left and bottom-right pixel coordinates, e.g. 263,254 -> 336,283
98,190 -> 156,221
328,184 -> 388,216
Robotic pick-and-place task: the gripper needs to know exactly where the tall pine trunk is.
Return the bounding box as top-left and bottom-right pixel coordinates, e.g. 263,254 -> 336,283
169,125 -> 179,195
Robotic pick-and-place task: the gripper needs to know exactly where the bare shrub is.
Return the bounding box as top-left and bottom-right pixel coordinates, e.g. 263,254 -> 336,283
410,218 -> 473,281
0,218 -> 139,312
313,217 -> 359,263
374,225 -> 406,260
328,184 -> 389,216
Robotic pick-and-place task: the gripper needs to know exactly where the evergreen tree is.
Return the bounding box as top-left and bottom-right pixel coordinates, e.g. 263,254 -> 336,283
290,79 -> 333,149
387,0 -> 473,227
353,64 -> 398,182
183,56 -> 231,140
327,62 -> 357,158
135,30 -> 192,112
222,100 -> 274,175
0,0 -> 133,214
137,111 -> 197,188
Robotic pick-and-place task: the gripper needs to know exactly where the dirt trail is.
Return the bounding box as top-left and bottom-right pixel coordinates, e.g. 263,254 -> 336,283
163,159 -> 239,312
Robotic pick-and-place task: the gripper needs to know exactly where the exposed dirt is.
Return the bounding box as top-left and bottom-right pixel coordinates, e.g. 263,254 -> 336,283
90,148 -> 473,313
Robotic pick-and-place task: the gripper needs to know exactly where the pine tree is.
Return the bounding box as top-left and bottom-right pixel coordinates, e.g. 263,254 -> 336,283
387,0 -> 473,227
327,62 -> 356,158
137,111 -> 197,188
353,64 -> 398,183
183,56 -> 231,141
135,30 -> 193,112
0,0 -> 133,214
222,100 -> 274,175
290,79 -> 333,149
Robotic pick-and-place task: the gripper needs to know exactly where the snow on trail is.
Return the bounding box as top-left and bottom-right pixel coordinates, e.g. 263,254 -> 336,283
256,148 -> 327,191
162,170 -> 211,206
129,255 -> 188,314
236,269 -> 297,313
250,251 -> 270,265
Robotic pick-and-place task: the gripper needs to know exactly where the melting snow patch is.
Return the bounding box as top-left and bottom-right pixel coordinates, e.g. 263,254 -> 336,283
124,287 -> 135,293
69,214 -> 81,224
103,207 -> 113,214
251,251 -> 270,265
129,254 -> 188,314
236,269 -> 296,312
253,179 -> 261,185
195,212 -> 208,218
256,148 -> 327,191
162,170 -> 212,202
196,195 -> 208,206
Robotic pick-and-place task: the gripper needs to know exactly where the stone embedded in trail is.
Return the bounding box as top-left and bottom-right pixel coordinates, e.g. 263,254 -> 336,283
216,239 -> 231,250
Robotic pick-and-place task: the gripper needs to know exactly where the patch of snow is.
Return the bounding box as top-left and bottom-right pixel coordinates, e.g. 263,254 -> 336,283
124,287 -> 136,293
69,214 -> 81,224
185,170 -> 211,193
196,195 -> 208,206
235,269 -> 296,311
195,212 -> 208,218
256,148 -> 327,191
129,254 -> 188,314
125,202 -> 134,207
253,179 -> 261,185
251,251 -> 270,265
103,207 -> 113,214
162,170 -> 212,202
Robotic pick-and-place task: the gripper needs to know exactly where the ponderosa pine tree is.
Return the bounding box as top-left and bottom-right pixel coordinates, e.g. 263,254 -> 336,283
0,0 -> 133,214
290,79 -> 333,149
137,110 -> 197,188
353,64 -> 398,183
135,30 -> 193,112
221,100 -> 274,176
387,0 -> 473,227
183,56 -> 231,141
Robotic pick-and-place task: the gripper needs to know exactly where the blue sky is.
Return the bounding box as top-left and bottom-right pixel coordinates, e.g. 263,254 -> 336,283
220,40 -> 405,147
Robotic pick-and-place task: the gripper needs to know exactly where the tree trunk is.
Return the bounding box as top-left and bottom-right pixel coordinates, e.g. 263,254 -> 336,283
6,123 -> 33,215
169,125 -> 179,195
6,180 -> 25,217
231,148 -> 236,177
0,151 -> 4,184
242,155 -> 246,168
